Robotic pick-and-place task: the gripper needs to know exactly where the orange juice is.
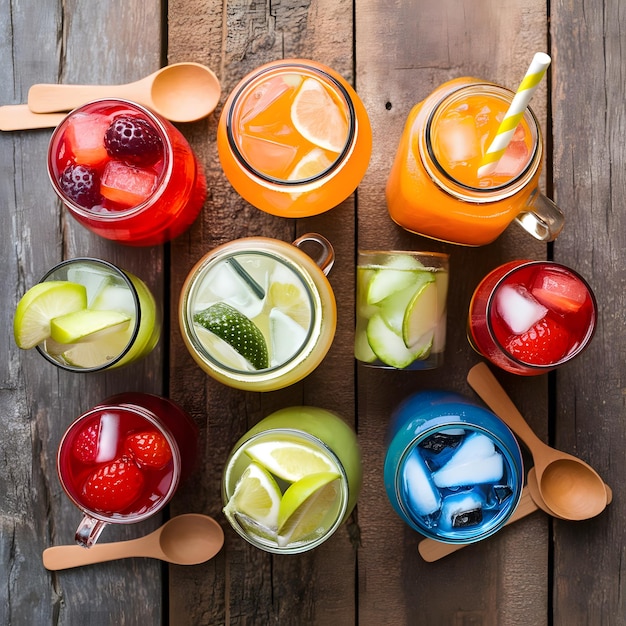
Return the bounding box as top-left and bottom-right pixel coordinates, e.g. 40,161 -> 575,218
218,60 -> 372,218
386,78 -> 564,246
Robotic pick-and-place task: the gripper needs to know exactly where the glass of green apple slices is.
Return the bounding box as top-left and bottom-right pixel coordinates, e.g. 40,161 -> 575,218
13,258 -> 160,372
355,250 -> 449,370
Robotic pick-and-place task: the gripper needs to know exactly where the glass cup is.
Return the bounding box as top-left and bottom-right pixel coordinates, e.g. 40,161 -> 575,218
19,258 -> 160,372
48,98 -> 207,246
468,260 -> 597,375
355,250 -> 449,370
179,233 -> 337,391
384,390 -> 524,544
386,78 -> 565,246
217,59 -> 372,218
222,406 -> 362,554
57,392 -> 199,547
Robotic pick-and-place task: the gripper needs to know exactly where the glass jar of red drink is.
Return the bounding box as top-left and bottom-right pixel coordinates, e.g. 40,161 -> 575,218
47,99 -> 207,246
57,392 -> 199,547
468,260 -> 597,375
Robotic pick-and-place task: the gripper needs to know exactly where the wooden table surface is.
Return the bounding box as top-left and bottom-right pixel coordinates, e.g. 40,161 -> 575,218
2,0 -> 624,624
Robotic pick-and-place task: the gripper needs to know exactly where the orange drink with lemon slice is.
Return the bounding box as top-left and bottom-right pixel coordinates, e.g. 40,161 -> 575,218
217,60 -> 372,217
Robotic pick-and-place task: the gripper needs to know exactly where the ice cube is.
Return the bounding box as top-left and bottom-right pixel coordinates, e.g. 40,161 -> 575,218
403,449 -> 441,516
95,411 -> 120,463
419,430 -> 464,454
496,284 -> 548,334
531,269 -> 587,313
269,308 -> 307,366
439,491 -> 484,529
492,484 -> 513,505
493,139 -> 530,178
437,115 -> 480,166
432,450 -> 504,488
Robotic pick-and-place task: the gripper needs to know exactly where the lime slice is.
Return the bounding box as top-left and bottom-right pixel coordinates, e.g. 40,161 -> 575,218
277,472 -> 341,547
223,461 -> 282,530
194,303 -> 269,370
50,309 -> 131,344
366,255 -> 426,304
14,281 -> 87,349
269,308 -> 308,367
366,313 -> 430,368
194,325 -> 255,371
245,440 -> 337,483
402,281 -> 439,348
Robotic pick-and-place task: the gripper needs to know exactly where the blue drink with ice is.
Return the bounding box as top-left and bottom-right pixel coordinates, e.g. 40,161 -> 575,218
384,390 -> 523,543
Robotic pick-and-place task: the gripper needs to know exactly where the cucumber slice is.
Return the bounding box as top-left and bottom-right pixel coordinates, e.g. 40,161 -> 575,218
402,281 -> 439,348
354,328 -> 377,363
366,313 -> 429,368
366,255 -> 425,304
379,271 -> 435,335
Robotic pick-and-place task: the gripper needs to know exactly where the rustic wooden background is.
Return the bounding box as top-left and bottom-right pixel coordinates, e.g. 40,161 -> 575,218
1,0 -> 624,624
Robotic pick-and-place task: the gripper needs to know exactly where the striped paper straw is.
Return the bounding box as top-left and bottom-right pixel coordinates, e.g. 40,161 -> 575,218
477,53 -> 551,178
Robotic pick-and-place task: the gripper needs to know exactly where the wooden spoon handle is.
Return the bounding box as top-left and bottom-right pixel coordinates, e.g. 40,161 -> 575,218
42,537 -> 149,570
28,83 -> 138,113
467,363 -> 545,453
0,104 -> 66,131
418,486 -> 538,562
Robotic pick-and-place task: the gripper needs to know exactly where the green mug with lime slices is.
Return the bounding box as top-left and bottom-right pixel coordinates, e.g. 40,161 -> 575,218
355,250 -> 449,370
222,406 -> 362,554
13,258 -> 160,372
179,234 -> 336,391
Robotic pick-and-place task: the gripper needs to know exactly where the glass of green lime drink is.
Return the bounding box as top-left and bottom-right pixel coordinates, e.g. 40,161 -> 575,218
13,258 -> 160,372
222,406 -> 362,554
355,250 -> 449,369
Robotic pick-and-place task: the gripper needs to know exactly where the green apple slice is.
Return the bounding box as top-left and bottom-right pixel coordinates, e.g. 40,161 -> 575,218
50,309 -> 131,344
14,281 -> 87,349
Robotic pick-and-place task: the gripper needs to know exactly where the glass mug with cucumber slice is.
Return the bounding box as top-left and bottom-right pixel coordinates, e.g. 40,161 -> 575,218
355,250 -> 449,369
13,258 -> 160,372
222,406 -> 362,553
179,234 -> 336,391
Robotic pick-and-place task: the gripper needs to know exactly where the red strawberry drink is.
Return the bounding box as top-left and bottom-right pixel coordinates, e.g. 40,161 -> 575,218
48,99 -> 207,246
468,261 -> 597,375
57,393 -> 198,547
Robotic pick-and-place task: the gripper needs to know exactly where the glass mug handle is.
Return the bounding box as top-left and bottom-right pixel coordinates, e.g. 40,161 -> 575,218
515,190 -> 565,242
75,513 -> 108,548
292,233 -> 335,276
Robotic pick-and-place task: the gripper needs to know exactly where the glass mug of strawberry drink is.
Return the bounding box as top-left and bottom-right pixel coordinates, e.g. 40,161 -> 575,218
57,393 -> 198,547
468,260 -> 597,375
47,99 -> 207,246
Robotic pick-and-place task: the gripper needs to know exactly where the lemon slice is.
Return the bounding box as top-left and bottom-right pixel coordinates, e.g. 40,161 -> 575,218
14,282 -> 87,349
287,147 -> 333,181
277,472 -> 341,547
50,309 -> 131,344
290,77 -> 349,153
223,461 -> 282,530
267,268 -> 311,328
245,440 -> 337,483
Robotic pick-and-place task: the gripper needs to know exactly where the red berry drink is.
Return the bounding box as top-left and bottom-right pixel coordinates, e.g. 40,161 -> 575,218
468,261 -> 597,375
57,393 -> 198,547
48,99 -> 207,246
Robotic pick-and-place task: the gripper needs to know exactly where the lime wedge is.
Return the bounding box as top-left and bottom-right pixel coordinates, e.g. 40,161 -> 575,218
223,461 -> 282,530
14,281 -> 87,349
50,309 -> 131,344
194,303 -> 269,370
402,280 -> 439,348
277,472 -> 341,547
245,440 -> 337,483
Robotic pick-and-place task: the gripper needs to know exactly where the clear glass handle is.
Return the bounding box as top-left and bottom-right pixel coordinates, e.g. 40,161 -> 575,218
75,513 -> 108,548
292,233 -> 335,276
516,190 -> 565,242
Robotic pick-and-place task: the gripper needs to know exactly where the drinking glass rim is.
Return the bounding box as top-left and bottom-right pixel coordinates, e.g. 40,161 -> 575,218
485,260 -> 598,370
421,82 -> 542,199
57,402 -> 182,525
225,62 -> 356,186
35,257 -> 142,372
47,98 -> 174,221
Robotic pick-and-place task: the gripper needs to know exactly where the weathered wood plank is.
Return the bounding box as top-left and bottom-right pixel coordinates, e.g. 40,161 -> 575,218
355,0 -> 550,623
1,0 -> 165,624
167,0 -> 358,624
551,0 -> 626,622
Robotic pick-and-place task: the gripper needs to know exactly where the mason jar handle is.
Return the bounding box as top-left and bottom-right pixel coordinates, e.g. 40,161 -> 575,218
75,513 -> 108,548
292,233 -> 335,276
515,190 -> 565,242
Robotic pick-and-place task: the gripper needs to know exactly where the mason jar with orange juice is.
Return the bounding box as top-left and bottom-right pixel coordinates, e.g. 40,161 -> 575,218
217,59 -> 372,218
386,78 -> 564,246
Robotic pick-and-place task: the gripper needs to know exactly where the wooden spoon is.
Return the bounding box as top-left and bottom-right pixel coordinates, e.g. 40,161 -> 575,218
418,486 -> 538,562
0,104 -> 66,131
467,362 -> 607,521
526,466 -> 612,518
28,62 -> 221,122
42,514 -> 224,570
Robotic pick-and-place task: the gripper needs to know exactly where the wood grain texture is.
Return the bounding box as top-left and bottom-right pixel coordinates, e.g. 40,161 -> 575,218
1,0 -> 165,624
